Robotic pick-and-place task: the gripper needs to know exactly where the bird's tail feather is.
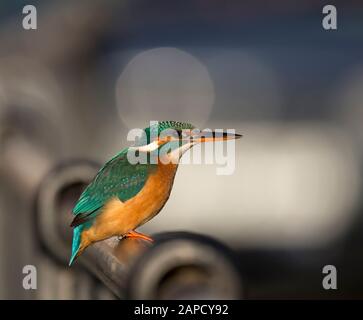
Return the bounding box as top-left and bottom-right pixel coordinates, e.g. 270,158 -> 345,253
69,225 -> 84,266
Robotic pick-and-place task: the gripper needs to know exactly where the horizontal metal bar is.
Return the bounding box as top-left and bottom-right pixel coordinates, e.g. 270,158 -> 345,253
78,232 -> 244,300
80,237 -> 149,299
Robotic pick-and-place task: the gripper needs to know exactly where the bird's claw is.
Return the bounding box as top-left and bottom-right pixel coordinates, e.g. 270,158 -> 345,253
123,230 -> 154,242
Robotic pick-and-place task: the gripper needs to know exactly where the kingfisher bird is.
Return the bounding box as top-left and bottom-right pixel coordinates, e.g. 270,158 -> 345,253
69,121 -> 241,265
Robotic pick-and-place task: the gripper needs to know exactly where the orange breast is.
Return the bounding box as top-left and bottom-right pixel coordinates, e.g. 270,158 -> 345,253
81,163 -> 178,245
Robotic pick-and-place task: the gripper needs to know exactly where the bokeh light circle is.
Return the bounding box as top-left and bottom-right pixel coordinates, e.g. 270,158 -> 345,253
115,47 -> 215,129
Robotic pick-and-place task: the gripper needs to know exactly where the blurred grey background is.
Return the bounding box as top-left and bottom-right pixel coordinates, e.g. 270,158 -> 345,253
1,0 -> 363,299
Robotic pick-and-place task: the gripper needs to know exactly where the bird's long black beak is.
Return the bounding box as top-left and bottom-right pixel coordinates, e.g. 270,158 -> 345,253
194,130 -> 242,143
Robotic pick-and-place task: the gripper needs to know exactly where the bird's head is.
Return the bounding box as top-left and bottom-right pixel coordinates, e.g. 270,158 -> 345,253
133,120 -> 242,163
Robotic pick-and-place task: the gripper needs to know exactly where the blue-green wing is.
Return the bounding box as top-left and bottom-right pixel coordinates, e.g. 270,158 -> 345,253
71,148 -> 155,227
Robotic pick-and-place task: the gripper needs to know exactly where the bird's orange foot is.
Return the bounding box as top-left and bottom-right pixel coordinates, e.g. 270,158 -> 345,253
124,230 -> 153,242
